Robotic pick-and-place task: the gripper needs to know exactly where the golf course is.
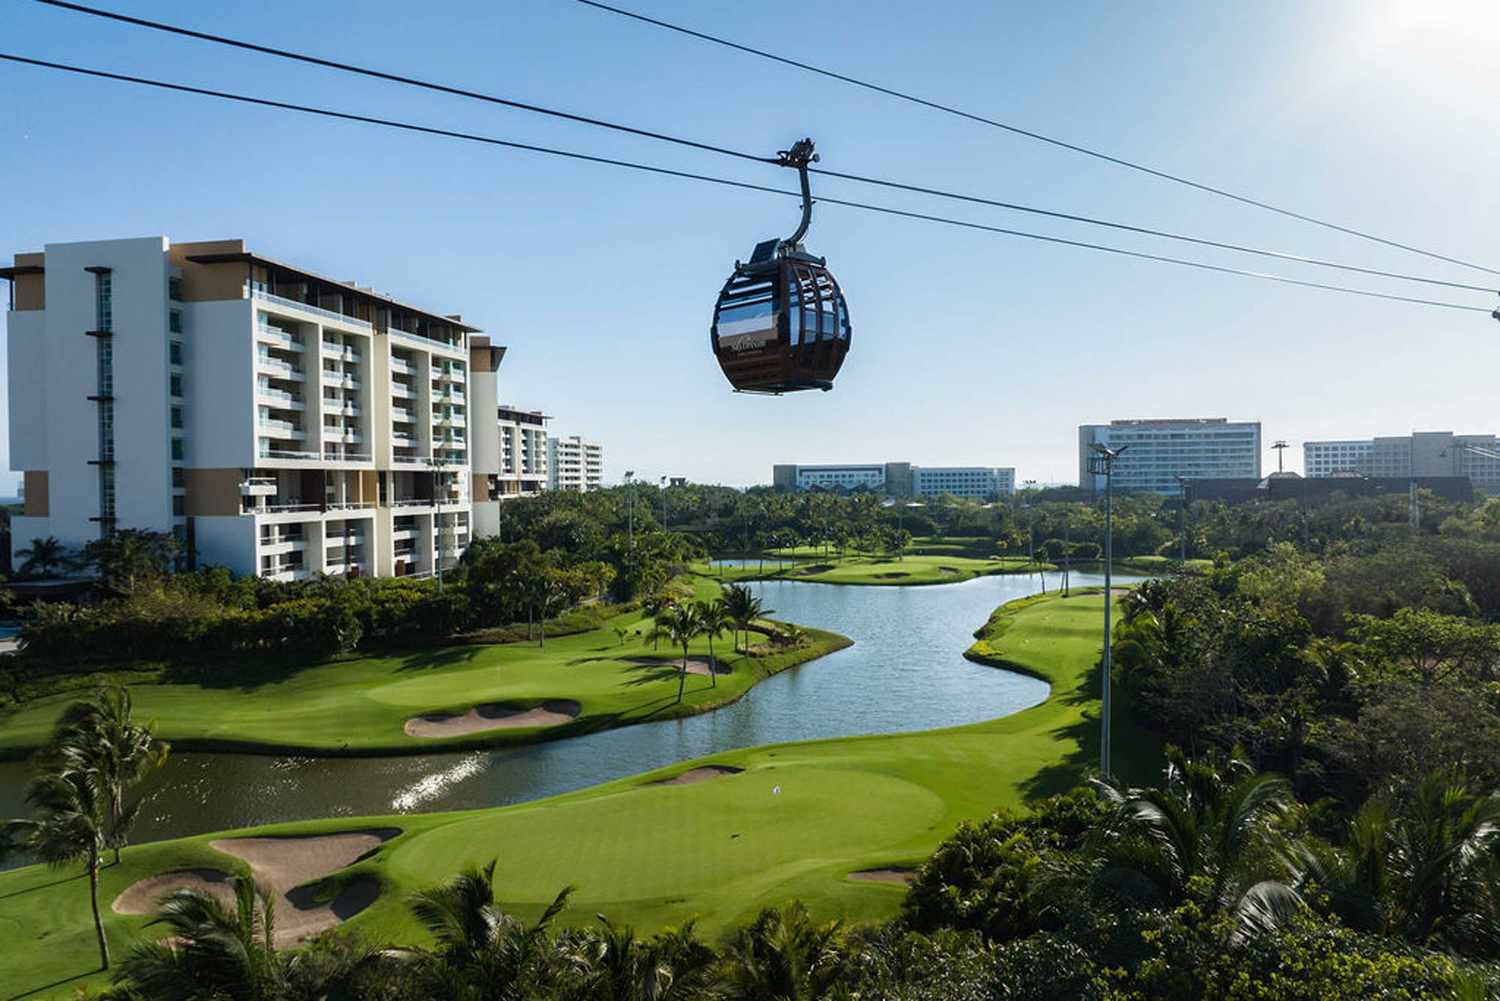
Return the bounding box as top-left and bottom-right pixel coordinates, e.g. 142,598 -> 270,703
0,583 -> 1156,999
0,575 -> 847,760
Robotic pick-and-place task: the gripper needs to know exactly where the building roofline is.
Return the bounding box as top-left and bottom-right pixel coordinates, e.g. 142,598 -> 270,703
185,250 -> 483,333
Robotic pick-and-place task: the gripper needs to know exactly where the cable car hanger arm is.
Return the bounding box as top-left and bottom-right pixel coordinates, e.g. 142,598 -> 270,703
778,138 -> 819,250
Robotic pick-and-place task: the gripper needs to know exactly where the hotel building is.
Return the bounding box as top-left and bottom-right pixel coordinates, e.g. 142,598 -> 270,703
771,462 -> 1016,499
3,236 -> 486,580
547,435 -> 604,492
1078,419 -> 1262,495
1304,432 -> 1500,492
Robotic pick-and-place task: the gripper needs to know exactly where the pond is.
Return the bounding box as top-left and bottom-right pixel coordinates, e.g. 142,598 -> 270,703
0,571 -> 1138,854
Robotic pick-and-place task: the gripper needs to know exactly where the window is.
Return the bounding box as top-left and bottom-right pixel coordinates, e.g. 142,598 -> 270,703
172,467 -> 185,488
169,341 -> 183,366
172,495 -> 185,516
171,438 -> 184,461
168,276 -> 183,301
171,407 -> 184,429
169,310 -> 183,334
170,374 -> 184,398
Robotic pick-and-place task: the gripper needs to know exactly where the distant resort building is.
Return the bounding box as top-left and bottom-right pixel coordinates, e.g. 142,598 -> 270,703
772,462 -> 1015,499
548,435 -> 604,493
1304,431 -> 1500,492
1078,418 -> 1261,496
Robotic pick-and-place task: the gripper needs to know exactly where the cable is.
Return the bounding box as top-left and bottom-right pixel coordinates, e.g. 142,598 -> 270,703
0,52 -> 1490,316
31,0 -> 776,168
576,0 -> 1500,279
31,0 -> 1496,295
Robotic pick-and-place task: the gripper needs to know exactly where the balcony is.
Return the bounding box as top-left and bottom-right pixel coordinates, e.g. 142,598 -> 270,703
258,388 -> 305,411
389,356 -> 415,376
249,287 -> 372,330
256,324 -> 303,351
320,369 -> 359,390
324,500 -> 376,512
257,352 -> 304,376
321,445 -> 372,463
240,477 -> 278,497
256,447 -> 321,461
389,382 -> 413,400
258,419 -> 305,439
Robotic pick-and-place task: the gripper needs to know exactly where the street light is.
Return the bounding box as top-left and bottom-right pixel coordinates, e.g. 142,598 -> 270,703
624,471 -> 636,548
1087,443 -> 1128,778
660,475 -> 669,533
1174,475 -> 1192,562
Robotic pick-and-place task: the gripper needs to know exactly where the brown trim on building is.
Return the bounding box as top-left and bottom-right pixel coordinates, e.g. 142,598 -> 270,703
22,471 -> 48,517
184,468 -> 246,517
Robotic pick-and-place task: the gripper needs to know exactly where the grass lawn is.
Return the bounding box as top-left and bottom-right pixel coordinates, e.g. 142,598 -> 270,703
704,553 -> 1051,586
0,589 -> 1160,1000
0,575 -> 849,760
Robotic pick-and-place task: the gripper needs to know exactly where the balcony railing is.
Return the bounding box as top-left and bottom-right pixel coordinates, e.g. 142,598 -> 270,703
256,325 -> 304,350
240,478 -> 278,497
250,287 -> 372,330
321,446 -> 372,462
257,448 -> 321,461
387,325 -> 464,354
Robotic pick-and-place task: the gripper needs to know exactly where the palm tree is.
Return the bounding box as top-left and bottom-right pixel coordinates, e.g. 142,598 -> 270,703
656,603 -> 704,704
2,763 -> 113,970
696,600 -> 731,687
110,875 -> 282,998
563,916 -> 718,1001
405,860 -> 575,998
641,592 -> 673,651
1086,748 -> 1303,943
17,535 -> 68,577
1308,770 -> 1500,955
51,686 -> 170,865
719,900 -> 844,1001
720,585 -> 771,655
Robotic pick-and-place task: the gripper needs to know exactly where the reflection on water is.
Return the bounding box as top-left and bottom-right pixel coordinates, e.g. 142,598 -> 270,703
0,572 -> 1136,855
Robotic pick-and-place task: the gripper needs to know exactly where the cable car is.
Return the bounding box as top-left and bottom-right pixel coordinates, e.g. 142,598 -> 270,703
711,138 -> 851,393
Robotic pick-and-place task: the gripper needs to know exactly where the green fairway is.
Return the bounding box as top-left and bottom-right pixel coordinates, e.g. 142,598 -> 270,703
0,576 -> 848,760
0,589 -> 1159,1000
707,553 -> 1050,586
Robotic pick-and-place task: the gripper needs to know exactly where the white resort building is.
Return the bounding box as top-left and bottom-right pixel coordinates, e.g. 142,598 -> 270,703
3,235 -> 492,580
547,435 -> 603,492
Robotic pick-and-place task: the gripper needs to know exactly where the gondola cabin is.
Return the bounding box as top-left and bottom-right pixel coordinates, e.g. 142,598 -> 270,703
711,240 -> 851,394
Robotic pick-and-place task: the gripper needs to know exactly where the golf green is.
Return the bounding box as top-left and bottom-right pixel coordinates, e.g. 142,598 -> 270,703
0,589 -> 1156,999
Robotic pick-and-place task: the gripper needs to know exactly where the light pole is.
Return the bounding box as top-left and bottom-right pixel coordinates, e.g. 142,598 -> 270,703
1023,479 -> 1037,565
1174,475 -> 1191,562
1088,443 -> 1128,778
1272,440 -> 1289,474
660,475 -> 669,533
624,471 -> 635,548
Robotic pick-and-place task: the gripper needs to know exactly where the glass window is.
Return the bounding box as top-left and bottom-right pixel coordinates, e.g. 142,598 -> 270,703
173,495 -> 185,516
170,374 -> 184,397
171,406 -> 184,429
171,438 -> 184,461
169,341 -> 183,366
169,310 -> 183,334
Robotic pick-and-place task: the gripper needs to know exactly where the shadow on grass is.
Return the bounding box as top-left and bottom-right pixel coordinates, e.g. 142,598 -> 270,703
393,647 -> 482,673
0,869 -> 82,902
9,968 -> 99,1001
1018,658 -> 1163,802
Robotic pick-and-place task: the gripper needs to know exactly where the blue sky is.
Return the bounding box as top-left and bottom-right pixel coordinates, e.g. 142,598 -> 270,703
4,0 -> 1499,491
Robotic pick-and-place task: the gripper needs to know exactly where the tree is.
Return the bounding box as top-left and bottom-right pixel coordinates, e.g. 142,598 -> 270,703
1350,607 -> 1500,685
696,599 -> 730,687
655,603 -> 704,703
51,686 -> 170,865
564,916 -> 718,1001
17,535 -> 68,577
79,529 -> 179,591
720,584 -> 771,655
720,901 -> 845,1001
2,762 -> 114,970
1308,770 -> 1500,957
403,860 -> 574,998
1087,748 -> 1303,944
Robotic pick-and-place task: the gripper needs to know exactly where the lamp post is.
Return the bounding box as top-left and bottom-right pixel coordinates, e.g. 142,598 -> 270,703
660,475 -> 669,533
1022,479 -> 1037,565
1174,475 -> 1191,562
1088,443 -> 1128,778
624,471 -> 635,548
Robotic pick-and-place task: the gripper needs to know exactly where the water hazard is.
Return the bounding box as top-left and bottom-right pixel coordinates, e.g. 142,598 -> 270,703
0,571 -> 1135,851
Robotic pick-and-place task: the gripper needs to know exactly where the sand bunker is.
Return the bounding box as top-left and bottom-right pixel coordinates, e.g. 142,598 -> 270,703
651,765 -> 743,786
404,699 -> 580,737
208,828 -> 400,946
627,656 -> 730,677
849,867 -> 916,885
114,868 -> 236,915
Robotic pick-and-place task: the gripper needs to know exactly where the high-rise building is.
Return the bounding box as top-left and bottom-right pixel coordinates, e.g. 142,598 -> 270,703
3,236 -> 482,579
770,462 -> 1015,499
1078,419 -> 1262,495
1303,432 -> 1500,492
547,435 -> 603,492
